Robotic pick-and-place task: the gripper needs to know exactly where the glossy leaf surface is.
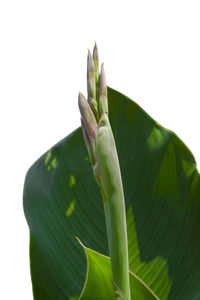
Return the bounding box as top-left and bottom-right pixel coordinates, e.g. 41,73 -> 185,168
23,87 -> 200,299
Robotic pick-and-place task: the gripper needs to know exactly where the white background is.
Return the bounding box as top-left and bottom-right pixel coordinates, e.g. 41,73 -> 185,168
0,0 -> 200,299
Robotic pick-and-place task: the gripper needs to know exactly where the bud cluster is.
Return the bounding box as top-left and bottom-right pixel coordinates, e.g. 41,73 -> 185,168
78,43 -> 108,166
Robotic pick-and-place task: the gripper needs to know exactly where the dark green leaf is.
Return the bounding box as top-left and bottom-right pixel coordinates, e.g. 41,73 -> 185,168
23,87 -> 200,299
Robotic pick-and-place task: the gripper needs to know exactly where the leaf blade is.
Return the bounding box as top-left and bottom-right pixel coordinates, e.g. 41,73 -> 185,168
78,240 -> 160,300
23,87 -> 200,299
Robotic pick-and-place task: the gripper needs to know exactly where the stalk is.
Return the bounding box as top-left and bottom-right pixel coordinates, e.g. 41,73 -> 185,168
78,44 -> 131,300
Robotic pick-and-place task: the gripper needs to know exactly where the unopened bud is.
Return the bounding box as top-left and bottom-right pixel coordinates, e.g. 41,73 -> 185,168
99,63 -> 108,115
93,42 -> 99,84
78,92 -> 97,140
81,118 -> 95,166
87,49 -> 95,101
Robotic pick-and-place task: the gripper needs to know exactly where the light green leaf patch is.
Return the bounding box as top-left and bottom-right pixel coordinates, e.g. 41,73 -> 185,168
129,271 -> 159,300
127,207 -> 172,299
65,199 -> 76,217
44,150 -> 58,170
69,174 -> 76,188
147,126 -> 170,152
78,238 -> 160,300
78,239 -> 114,300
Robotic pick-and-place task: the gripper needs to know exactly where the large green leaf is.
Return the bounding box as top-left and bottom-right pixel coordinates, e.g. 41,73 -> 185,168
23,87 -> 200,300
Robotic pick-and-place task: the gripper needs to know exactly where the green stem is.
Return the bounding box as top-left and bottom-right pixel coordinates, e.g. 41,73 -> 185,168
96,118 -> 131,300
98,179 -> 130,299
79,43 -> 131,299
104,196 -> 130,299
